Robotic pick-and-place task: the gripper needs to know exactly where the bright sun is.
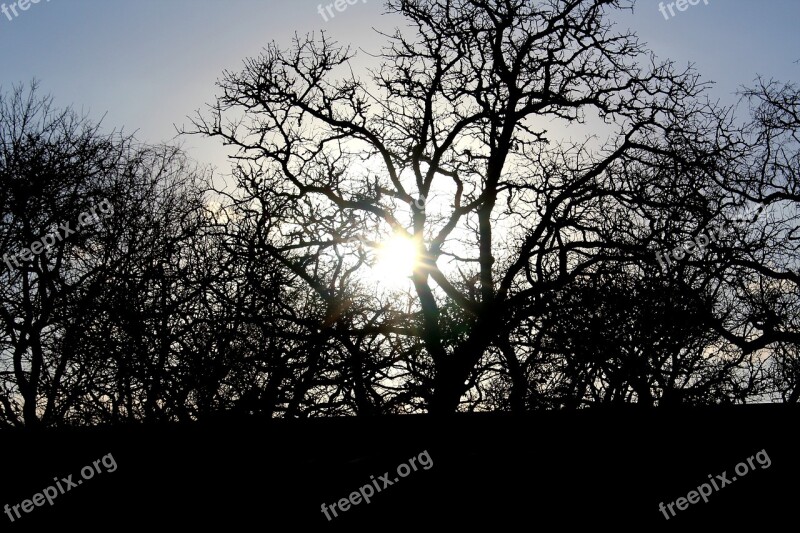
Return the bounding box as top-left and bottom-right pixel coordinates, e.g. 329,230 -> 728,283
372,233 -> 420,286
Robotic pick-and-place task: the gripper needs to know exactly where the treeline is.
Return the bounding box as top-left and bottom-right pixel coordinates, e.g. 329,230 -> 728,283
1,1 -> 799,426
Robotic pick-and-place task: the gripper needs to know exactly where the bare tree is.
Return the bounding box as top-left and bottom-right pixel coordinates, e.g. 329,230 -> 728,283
191,0 -> 740,413
0,83 -> 209,426
0,83 -> 129,426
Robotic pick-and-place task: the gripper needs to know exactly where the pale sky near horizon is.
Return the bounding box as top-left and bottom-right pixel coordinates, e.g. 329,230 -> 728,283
0,0 -> 797,175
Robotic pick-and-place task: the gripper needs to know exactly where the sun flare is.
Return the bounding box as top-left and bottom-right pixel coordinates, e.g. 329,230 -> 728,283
372,234 -> 420,285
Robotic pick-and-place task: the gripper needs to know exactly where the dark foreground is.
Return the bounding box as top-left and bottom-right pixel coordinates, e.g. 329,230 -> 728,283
2,405 -> 796,529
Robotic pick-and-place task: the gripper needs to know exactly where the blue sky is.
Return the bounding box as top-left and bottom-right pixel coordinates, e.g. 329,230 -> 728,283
0,0 -> 797,171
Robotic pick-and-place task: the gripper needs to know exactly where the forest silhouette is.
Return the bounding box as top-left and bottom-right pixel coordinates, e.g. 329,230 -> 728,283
1,0 -> 798,429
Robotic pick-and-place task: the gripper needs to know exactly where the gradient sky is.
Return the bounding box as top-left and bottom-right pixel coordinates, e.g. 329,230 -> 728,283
0,0 -> 797,172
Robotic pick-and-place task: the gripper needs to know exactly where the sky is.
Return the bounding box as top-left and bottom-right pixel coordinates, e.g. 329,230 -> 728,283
0,0 -> 798,173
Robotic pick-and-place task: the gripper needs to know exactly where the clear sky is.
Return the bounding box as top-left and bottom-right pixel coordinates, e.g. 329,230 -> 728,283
1,0 -> 797,172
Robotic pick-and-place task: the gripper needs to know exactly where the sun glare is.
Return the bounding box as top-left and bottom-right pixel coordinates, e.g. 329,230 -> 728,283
372,233 -> 420,286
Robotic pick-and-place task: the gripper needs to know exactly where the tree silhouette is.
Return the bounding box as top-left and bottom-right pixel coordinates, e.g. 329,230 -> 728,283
192,0 -> 770,414
0,83 -> 208,426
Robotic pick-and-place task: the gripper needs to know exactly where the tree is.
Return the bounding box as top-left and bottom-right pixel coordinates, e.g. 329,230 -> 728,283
0,83 -> 209,426
0,83 -> 128,427
193,0 -> 736,413
719,78 -> 800,402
